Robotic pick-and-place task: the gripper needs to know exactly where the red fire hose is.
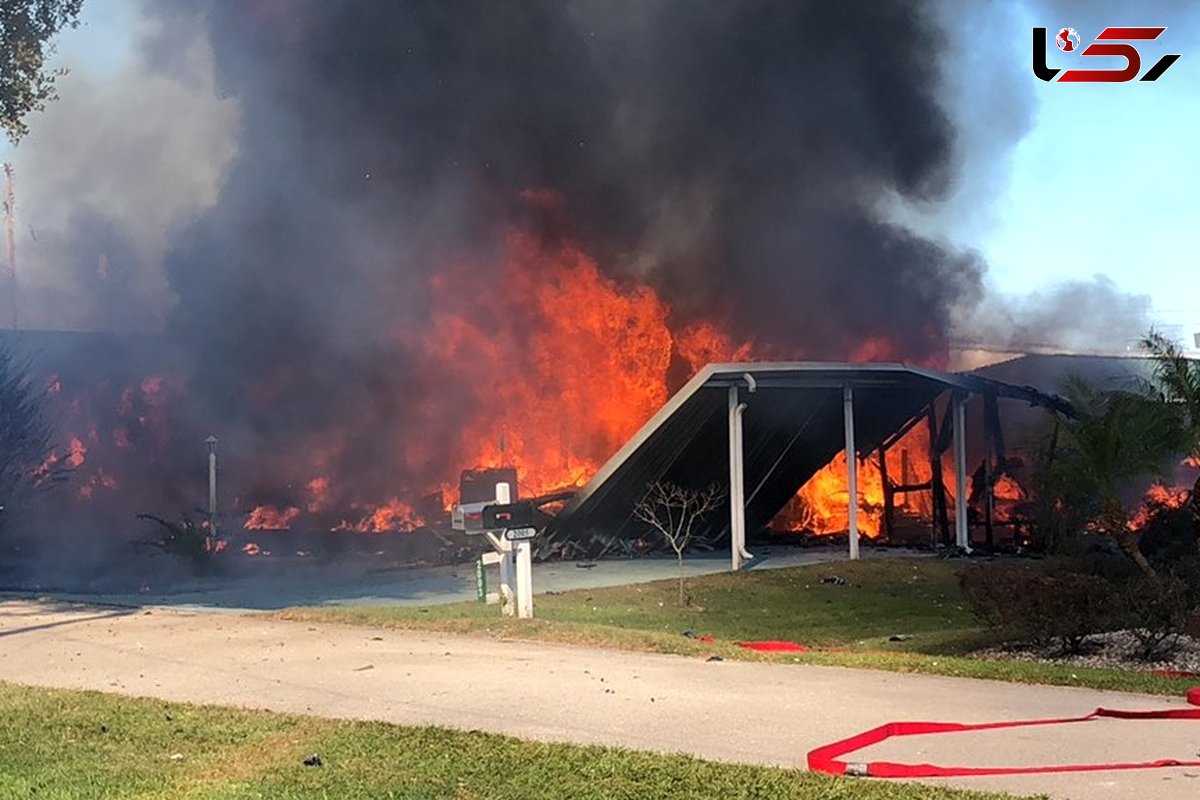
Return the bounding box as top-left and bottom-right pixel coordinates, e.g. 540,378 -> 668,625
807,688 -> 1200,778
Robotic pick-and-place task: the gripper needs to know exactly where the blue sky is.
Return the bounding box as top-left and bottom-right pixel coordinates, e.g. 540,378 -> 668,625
6,0 -> 1199,350
977,4 -> 1200,348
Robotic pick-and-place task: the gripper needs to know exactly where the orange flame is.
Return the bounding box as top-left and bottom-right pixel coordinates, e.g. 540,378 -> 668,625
66,436 -> 87,469
414,230 -> 675,499
245,505 -> 301,530
333,498 -> 425,533
1129,483 -> 1189,530
305,476 -> 330,513
675,322 -> 754,372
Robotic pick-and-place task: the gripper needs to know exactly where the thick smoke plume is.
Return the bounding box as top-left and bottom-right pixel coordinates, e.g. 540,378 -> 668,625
3,0 -> 1178,590
152,0 -> 982,497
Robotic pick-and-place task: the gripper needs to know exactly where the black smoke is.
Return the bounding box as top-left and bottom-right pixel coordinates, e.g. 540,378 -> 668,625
156,0 -> 981,489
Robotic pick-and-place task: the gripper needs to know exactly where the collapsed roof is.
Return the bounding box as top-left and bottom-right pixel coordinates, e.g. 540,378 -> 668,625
551,362 -> 1068,539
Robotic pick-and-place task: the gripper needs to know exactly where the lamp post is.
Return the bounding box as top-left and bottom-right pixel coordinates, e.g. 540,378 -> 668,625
206,436 -> 218,535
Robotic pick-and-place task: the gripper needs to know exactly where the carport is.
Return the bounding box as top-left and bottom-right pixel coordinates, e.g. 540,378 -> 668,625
553,363 -> 1068,568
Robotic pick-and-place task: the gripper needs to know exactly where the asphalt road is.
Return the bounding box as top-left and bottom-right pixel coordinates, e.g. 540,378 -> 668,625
2,598 -> 1199,799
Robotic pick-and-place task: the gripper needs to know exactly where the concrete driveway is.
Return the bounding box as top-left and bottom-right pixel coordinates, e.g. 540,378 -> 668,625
21,544 -> 911,611
2,598 -> 1199,799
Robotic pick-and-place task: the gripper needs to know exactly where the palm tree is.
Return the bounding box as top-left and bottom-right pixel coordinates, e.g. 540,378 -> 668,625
1048,377 -> 1188,577
0,346 -> 68,547
1142,331 -> 1200,541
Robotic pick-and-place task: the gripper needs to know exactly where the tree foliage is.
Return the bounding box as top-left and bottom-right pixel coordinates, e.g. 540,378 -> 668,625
0,0 -> 83,143
0,345 -> 65,537
1142,330 -> 1200,540
1042,376 -> 1188,576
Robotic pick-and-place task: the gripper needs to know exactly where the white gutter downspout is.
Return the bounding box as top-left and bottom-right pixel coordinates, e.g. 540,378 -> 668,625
728,373 -> 757,571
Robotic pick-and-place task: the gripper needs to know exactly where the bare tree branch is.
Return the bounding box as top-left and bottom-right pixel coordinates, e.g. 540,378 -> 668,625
635,481 -> 726,605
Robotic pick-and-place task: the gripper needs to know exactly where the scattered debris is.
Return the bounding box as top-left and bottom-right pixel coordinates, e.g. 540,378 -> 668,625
169,753 -> 184,762
888,634 -> 911,642
820,576 -> 846,585
303,753 -> 323,768
680,629 -> 714,643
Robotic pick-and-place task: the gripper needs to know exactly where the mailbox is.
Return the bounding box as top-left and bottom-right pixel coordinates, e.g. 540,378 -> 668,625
481,501 -> 537,531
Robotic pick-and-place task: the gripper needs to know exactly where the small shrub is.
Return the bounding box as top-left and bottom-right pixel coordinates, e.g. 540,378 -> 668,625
959,564 -> 1031,629
1140,502 -> 1199,570
961,565 -> 1119,654
136,512 -> 221,573
1033,572 -> 1119,654
1122,575 -> 1191,660
1059,549 -> 1136,585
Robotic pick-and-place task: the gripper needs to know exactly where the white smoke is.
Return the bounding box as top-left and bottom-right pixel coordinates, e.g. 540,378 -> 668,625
4,0 -> 237,332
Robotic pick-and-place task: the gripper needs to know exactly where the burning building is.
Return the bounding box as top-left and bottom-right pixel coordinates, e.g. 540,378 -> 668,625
548,362 -> 1069,561
0,2 -> 1183,587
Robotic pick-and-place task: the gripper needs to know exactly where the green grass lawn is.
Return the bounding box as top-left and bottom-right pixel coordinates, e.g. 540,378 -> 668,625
282,558 -> 1200,697
0,681 -> 1033,799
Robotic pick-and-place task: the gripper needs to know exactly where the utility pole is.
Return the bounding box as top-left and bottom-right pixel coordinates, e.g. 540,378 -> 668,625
3,163 -> 16,329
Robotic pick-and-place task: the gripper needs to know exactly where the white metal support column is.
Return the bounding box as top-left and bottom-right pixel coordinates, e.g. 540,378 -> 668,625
952,392 -> 970,551
728,385 -> 746,571
843,384 -> 859,561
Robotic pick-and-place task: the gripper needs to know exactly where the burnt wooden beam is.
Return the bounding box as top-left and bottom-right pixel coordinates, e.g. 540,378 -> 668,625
983,392 -> 998,551
985,392 -> 1006,466
893,481 -> 933,493
927,403 -> 951,546
879,445 -> 895,544
934,393 -> 955,457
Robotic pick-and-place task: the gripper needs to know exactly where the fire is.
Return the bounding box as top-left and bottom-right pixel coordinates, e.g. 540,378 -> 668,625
1129,482 -> 1190,530
414,229 -> 676,499
66,436 -> 87,468
27,193 -> 958,545
784,424 -> 958,537
850,336 -> 899,363
675,322 -> 754,372
78,469 -> 118,500
245,505 -> 301,530
305,476 -> 330,513
333,498 -> 424,533
794,451 -> 886,535
993,475 -> 1023,502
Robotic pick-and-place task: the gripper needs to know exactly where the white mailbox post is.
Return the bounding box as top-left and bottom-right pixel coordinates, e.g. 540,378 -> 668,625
455,480 -> 536,619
